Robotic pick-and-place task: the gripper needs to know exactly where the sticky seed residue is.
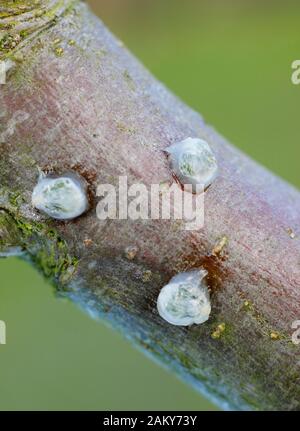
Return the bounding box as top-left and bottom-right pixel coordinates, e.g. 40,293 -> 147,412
239,295 -> 288,342
157,269 -> 211,326
287,228 -> 296,239
243,299 -> 254,311
165,137 -> 218,193
270,331 -> 280,340
142,270 -> 152,283
31,173 -> 89,220
212,236 -> 228,257
211,322 -> 226,339
54,47 -> 64,57
83,239 -> 93,247
124,246 -> 138,261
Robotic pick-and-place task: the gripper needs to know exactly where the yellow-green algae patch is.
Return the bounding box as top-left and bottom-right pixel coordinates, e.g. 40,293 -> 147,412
0,0 -> 80,60
0,189 -> 78,289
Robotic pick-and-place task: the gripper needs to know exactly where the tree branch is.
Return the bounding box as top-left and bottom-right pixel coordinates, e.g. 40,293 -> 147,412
1,0 -> 300,410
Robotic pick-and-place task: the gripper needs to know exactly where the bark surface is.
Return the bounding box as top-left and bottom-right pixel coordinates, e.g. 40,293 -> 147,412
1,0 -> 300,410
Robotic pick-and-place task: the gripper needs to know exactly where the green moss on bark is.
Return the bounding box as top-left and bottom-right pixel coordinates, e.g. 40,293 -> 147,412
0,192 -> 78,287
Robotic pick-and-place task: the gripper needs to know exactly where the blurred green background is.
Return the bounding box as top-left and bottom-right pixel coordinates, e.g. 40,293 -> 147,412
0,0 -> 299,410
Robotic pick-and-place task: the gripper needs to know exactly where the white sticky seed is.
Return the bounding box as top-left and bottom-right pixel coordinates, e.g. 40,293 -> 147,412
157,269 -> 211,326
165,137 -> 218,193
32,173 -> 89,220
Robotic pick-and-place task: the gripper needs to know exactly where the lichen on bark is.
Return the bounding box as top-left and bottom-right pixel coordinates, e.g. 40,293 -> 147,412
0,188 -> 78,287
0,0 -> 79,58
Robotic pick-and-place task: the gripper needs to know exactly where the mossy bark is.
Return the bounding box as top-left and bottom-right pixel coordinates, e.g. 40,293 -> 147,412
1,0 -> 300,410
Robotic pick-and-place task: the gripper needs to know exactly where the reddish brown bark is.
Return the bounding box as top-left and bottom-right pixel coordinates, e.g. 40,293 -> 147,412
1,0 -> 300,410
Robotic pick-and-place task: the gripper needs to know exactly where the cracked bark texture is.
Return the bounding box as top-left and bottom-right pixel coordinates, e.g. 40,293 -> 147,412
1,0 -> 300,411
